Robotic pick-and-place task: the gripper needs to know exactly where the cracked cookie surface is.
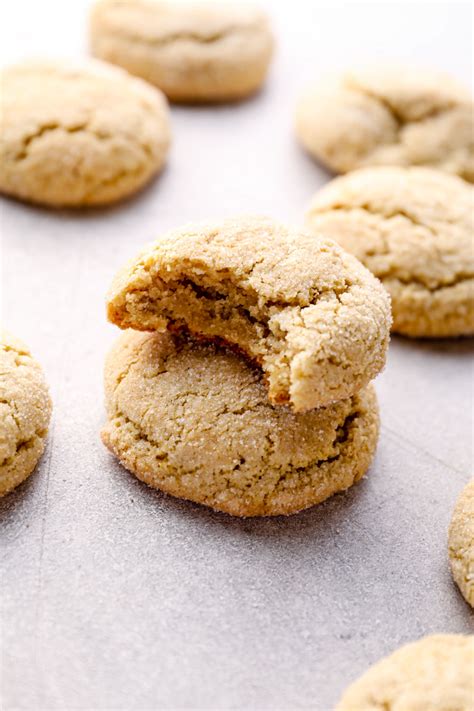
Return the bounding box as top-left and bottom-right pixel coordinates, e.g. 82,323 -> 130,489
305,167 -> 474,337
0,331 -> 52,496
449,480 -> 474,608
90,0 -> 274,102
106,216 -> 391,412
101,330 -> 379,517
295,66 -> 474,181
336,634 -> 474,711
0,59 -> 171,207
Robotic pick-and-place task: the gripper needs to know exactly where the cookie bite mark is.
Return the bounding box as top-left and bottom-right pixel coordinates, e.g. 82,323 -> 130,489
107,216 -> 391,412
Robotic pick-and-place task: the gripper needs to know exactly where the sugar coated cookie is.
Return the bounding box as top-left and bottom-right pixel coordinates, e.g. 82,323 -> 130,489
106,216 -> 391,412
336,634 -> 474,711
101,330 -> 379,517
0,331 -> 52,496
305,167 -> 474,337
449,479 -> 474,608
0,59 -> 171,207
90,0 -> 274,102
295,66 -> 474,181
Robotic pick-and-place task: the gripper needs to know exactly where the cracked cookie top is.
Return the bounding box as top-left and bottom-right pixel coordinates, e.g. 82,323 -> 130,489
335,634 -> 474,711
0,59 -> 171,207
102,330 -> 379,516
106,216 -> 391,412
305,167 -> 474,337
449,479 -> 474,608
295,65 -> 474,181
90,0 -> 274,102
0,330 -> 52,496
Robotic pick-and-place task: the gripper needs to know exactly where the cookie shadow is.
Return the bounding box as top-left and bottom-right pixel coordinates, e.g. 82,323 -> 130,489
0,469 -> 41,523
390,333 -> 474,359
109,453 -> 375,551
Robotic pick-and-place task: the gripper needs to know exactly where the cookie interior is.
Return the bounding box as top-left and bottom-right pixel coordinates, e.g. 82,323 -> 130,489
108,256 -> 388,411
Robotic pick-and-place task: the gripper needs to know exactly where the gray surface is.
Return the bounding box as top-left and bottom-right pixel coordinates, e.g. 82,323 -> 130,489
1,2 -> 473,710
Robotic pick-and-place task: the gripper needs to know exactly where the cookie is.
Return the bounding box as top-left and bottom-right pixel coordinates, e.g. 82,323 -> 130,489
89,0 -> 274,103
305,167 -> 474,338
336,634 -> 474,711
101,330 -> 379,517
0,331 -> 52,496
0,59 -> 171,207
295,65 -> 474,182
449,480 -> 474,608
106,216 -> 391,412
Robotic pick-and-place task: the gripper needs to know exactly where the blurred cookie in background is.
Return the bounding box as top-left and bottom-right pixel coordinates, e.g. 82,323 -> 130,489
295,65 -> 474,182
89,0 -> 274,103
335,635 -> 474,711
0,59 -> 171,208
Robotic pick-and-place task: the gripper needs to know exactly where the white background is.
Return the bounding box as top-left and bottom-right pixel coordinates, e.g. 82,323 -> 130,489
1,1 -> 473,710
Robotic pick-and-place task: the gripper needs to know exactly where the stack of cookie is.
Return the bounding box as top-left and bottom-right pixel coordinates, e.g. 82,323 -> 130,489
102,216 -> 391,516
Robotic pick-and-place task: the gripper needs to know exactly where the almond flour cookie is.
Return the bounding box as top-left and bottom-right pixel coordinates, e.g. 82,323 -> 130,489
101,330 -> 379,517
336,634 -> 474,711
295,66 -> 474,182
89,0 -> 274,103
449,480 -> 474,608
106,216 -> 391,412
0,331 -> 52,496
305,167 -> 474,337
0,59 -> 171,207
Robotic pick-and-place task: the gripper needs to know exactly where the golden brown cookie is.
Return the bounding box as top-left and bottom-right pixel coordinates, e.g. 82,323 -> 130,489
449,480 -> 474,608
106,216 -> 391,412
101,330 -> 380,517
336,635 -> 474,711
295,65 -> 474,181
89,0 -> 274,103
0,331 -> 52,496
0,59 -> 171,207
305,167 -> 474,337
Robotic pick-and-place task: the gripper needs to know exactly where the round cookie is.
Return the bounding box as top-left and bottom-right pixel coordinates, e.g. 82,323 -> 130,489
0,59 -> 171,207
106,216 -> 391,413
89,0 -> 274,103
295,65 -> 474,182
0,331 -> 52,496
335,634 -> 474,711
305,167 -> 474,337
101,330 -> 380,517
449,480 -> 474,608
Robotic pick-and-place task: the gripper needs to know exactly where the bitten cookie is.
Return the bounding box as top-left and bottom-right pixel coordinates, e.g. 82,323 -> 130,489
0,59 -> 171,207
295,65 -> 474,181
106,216 -> 391,412
449,480 -> 474,608
0,331 -> 52,496
102,330 -> 379,517
335,634 -> 474,711
305,167 -> 474,337
89,0 -> 274,103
